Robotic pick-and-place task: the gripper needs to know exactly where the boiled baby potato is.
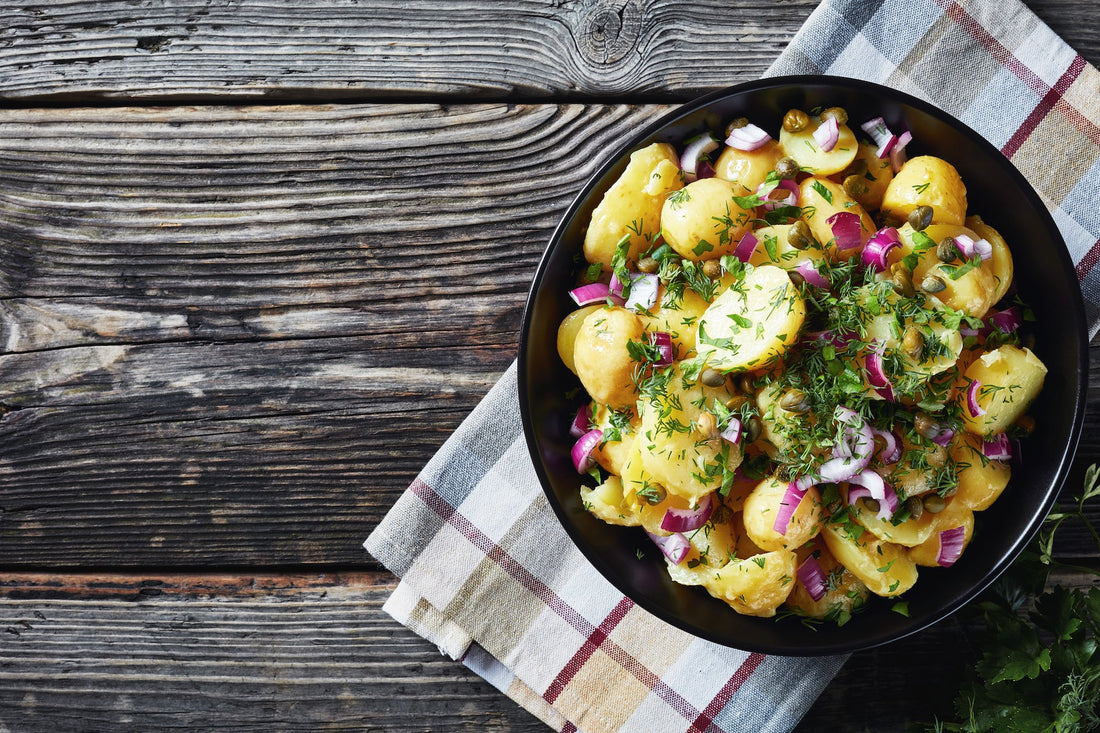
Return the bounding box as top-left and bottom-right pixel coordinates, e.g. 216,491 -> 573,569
660,177 -> 754,260
695,264 -> 806,373
849,491 -> 939,547
557,304 -> 604,374
960,344 -> 1047,436
881,156 -> 967,226
699,549 -> 798,617
713,139 -> 783,196
839,142 -> 894,211
950,432 -> 1011,512
747,224 -> 827,271
896,223 -> 998,317
589,402 -> 638,477
584,142 -> 682,269
785,541 -> 870,621
821,522 -> 917,597
798,176 -> 875,259
580,475 -> 641,528
638,364 -> 743,502
639,285 -> 710,358
573,306 -> 645,409
778,116 -> 858,175
965,215 -> 1014,305
742,475 -> 824,551
910,503 -> 975,567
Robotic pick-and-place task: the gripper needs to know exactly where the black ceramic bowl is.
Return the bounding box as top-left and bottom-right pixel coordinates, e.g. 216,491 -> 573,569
518,75 -> 1087,655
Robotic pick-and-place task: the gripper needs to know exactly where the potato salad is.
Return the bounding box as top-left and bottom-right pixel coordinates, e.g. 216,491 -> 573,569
557,106 -> 1047,623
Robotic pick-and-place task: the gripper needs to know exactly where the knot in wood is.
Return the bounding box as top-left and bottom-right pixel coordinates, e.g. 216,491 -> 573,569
576,0 -> 641,66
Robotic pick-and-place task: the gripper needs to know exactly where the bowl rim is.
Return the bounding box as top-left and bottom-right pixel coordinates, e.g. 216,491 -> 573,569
518,73 -> 1089,655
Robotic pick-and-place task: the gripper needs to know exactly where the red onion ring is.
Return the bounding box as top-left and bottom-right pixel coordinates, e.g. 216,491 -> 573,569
733,231 -> 759,262
847,470 -> 898,520
721,416 -> 743,445
725,123 -> 771,152
571,428 -> 603,473
862,227 -> 901,272
983,433 -> 1013,461
757,178 -> 800,210
860,116 -> 897,158
813,116 -> 840,152
826,211 -> 862,251
796,260 -> 830,289
797,555 -> 828,602
650,332 -> 674,367
966,380 -> 986,417
936,526 -> 966,567
988,306 -> 1022,333
772,480 -> 808,535
660,493 -> 714,533
865,348 -> 895,402
570,282 -> 623,306
647,531 -> 691,564
569,404 -> 591,439
890,130 -> 912,172
681,133 -> 719,178
624,272 -> 660,311
870,427 -> 902,465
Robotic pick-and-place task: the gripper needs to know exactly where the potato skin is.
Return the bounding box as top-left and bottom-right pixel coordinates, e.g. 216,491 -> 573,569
573,307 -> 645,409
778,117 -> 858,175
713,139 -> 783,196
742,475 -> 824,551
881,155 -> 967,226
960,345 -> 1048,436
584,142 -> 682,270
660,177 -> 754,261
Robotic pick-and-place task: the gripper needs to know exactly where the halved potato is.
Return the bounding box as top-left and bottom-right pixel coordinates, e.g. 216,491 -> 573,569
778,117 -> 858,175
821,521 -> 918,597
713,139 -> 783,196
881,156 -> 967,226
660,177 -> 754,261
959,344 -> 1047,436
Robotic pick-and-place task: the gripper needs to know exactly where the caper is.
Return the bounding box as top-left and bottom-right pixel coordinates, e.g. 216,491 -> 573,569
787,270 -> 806,287
902,326 -> 925,361
700,368 -> 727,388
637,256 -> 659,274
725,117 -> 749,137
820,106 -> 849,125
696,411 -> 719,438
642,485 -> 667,505
907,205 -> 934,231
788,219 -> 814,250
861,497 -> 881,514
738,374 -> 756,395
843,158 -> 869,178
783,109 -> 809,133
913,411 -> 941,441
779,389 -> 811,414
906,496 -> 925,520
702,259 -> 723,280
743,416 -> 763,444
891,267 -> 915,298
921,274 -> 947,293
724,395 -> 749,411
922,494 -> 947,514
775,157 -> 800,180
842,174 -> 869,198
936,237 -> 959,263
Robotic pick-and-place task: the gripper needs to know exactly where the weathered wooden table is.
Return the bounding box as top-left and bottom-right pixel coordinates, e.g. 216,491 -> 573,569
0,2 -> 1097,730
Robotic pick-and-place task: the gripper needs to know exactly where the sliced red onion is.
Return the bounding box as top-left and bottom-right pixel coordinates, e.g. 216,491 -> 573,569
865,349 -> 895,402
660,493 -> 714,533
648,531 -> 691,564
989,306 -> 1022,333
796,260 -> 830,289
862,227 -> 901,272
953,234 -> 992,262
725,123 -> 771,152
721,416 -> 743,445
983,433 -> 1013,461
890,130 -> 912,172
806,329 -> 856,349
650,332 -> 674,367
819,407 -> 875,482
936,526 -> 966,567
570,282 -> 623,306
966,380 -> 986,417
871,427 -> 902,465
797,555 -> 828,602
696,160 -> 716,180
826,211 -> 862,251
860,116 -> 897,158
569,404 -> 591,439
812,116 -> 839,152
681,133 -> 719,178
847,470 -> 898,520
930,426 -> 956,447
772,480 -> 808,535
571,428 -> 603,473
608,272 -> 626,298
624,273 -> 660,311
733,231 -> 759,262
757,178 -> 800,210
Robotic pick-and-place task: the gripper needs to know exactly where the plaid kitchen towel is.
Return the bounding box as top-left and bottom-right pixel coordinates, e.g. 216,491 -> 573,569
365,1 -> 1100,731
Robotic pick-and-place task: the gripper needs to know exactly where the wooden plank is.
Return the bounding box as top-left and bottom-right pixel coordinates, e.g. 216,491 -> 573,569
0,102 -> 1098,568
1,1 -> 1096,105
0,569 -> 1096,731
0,0 -> 819,103
0,572 -> 546,732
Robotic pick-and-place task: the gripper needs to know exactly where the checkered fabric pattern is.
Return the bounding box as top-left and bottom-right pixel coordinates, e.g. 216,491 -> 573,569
365,1 -> 1100,731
